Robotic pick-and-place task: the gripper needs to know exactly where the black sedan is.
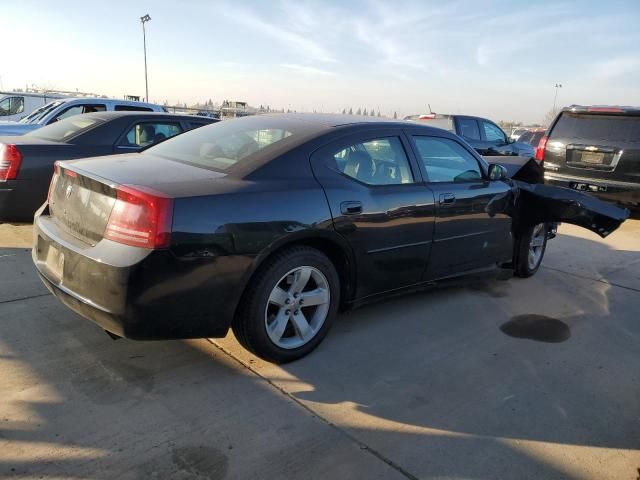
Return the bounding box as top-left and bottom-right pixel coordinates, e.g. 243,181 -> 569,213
0,112 -> 216,221
31,115 -> 628,363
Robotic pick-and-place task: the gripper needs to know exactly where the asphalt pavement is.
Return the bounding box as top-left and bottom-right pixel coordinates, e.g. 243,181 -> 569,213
1,221 -> 638,479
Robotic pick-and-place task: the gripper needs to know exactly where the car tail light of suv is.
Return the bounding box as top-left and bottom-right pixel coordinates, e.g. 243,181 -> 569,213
0,144 -> 23,181
104,185 -> 173,249
535,135 -> 548,162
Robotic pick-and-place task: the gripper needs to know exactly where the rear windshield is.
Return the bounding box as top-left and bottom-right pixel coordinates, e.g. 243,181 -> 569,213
25,115 -> 103,142
19,101 -> 64,124
406,116 -> 455,132
551,113 -> 640,143
146,116 -> 309,172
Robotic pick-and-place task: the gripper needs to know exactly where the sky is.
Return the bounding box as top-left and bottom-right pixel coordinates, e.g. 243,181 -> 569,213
2,0 -> 639,123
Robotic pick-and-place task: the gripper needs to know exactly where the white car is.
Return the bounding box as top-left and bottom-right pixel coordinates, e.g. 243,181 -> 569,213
0,97 -> 166,136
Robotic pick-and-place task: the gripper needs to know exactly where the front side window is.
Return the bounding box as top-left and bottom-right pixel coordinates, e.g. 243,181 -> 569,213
51,104 -> 106,123
457,118 -> 481,140
413,136 -> 483,183
0,97 -> 24,116
332,137 -> 413,185
121,122 -> 183,147
114,105 -> 154,112
482,121 -> 507,143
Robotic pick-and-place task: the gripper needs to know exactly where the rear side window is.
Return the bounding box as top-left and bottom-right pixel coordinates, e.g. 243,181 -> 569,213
457,118 -> 480,140
120,122 -> 183,147
413,136 -> 483,183
551,113 -> 640,142
115,105 -> 154,112
51,104 -> 106,123
518,131 -> 533,144
332,137 -> 413,185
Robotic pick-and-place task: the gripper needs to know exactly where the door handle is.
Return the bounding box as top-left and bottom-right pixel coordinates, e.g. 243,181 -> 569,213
340,201 -> 363,215
439,193 -> 456,206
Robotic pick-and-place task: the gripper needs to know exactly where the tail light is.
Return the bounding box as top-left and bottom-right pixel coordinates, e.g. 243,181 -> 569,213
0,144 -> 23,181
104,185 -> 173,249
48,162 -> 60,204
535,135 -> 548,162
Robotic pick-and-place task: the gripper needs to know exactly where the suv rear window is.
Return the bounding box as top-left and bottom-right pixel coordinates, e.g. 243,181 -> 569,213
551,113 -> 640,143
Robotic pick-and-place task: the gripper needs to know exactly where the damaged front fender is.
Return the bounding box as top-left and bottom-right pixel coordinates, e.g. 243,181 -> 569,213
486,158 -> 630,238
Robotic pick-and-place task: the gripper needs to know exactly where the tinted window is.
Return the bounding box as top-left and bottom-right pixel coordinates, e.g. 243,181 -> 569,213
457,118 -> 481,140
0,96 -> 24,116
333,137 -> 413,185
518,131 -> 533,144
121,122 -> 183,147
187,122 -> 211,130
413,136 -> 483,183
25,116 -> 103,142
115,105 -> 154,112
51,104 -> 106,122
530,131 -> 545,147
551,113 -> 640,142
146,117 -> 306,172
482,121 -> 507,143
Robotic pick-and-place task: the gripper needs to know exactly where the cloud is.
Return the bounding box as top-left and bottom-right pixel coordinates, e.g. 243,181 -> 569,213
216,3 -> 336,63
280,64 -> 335,76
594,55 -> 640,79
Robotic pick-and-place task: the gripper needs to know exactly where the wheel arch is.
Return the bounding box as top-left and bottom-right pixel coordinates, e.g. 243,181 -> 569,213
234,231 -> 357,324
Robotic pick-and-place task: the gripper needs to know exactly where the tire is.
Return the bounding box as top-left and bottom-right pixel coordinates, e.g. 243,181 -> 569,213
232,246 -> 340,363
514,223 -> 548,278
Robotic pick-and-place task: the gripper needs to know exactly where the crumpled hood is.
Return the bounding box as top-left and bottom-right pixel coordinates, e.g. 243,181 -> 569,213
487,158 -> 630,238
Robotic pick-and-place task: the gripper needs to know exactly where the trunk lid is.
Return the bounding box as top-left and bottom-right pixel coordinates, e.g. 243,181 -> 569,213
49,153 -> 229,245
545,112 -> 640,184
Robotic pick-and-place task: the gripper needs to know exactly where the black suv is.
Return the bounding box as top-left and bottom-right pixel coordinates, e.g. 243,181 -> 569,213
405,113 -> 535,158
541,105 -> 640,208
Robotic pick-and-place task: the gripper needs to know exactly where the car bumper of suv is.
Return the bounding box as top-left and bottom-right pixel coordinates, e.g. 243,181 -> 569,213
544,171 -> 640,207
32,211 -> 250,340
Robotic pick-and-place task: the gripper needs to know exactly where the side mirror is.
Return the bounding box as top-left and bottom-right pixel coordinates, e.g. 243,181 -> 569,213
488,163 -> 508,181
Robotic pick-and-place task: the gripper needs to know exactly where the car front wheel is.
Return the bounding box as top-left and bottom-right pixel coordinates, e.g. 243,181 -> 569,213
232,246 -> 340,363
514,223 -> 548,278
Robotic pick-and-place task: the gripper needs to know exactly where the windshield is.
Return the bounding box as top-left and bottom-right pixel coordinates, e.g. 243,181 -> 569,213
25,115 -> 103,142
146,116 -> 310,172
19,101 -> 64,124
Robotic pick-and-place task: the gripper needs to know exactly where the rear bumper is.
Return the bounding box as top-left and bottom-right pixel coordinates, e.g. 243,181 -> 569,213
32,210 -> 250,340
544,171 -> 640,207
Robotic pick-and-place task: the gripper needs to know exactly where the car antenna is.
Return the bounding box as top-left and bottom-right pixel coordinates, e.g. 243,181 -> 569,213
428,104 -> 433,114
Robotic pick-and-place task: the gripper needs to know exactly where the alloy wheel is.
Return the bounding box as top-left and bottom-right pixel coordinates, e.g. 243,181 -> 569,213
528,223 -> 546,270
264,266 -> 331,349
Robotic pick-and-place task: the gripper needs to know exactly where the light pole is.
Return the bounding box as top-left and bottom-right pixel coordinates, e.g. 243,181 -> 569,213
553,83 -> 562,112
140,14 -> 151,102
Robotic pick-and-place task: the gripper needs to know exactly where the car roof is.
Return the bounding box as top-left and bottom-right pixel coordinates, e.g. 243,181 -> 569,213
253,112 -> 421,129
52,97 -> 161,108
78,111 -> 214,121
563,105 -> 640,115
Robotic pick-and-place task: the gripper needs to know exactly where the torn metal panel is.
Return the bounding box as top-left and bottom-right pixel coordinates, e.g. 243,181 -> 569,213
485,157 -> 630,238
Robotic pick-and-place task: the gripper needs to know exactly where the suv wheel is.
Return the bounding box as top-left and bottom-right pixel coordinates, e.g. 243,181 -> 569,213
514,223 -> 548,278
233,246 -> 340,363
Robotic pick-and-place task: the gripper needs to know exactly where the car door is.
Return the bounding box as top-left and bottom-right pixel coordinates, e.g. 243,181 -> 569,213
114,120 -> 184,153
407,132 -> 513,280
310,130 -> 436,299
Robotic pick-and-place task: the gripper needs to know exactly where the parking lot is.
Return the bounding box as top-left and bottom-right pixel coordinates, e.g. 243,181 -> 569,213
0,220 -> 638,479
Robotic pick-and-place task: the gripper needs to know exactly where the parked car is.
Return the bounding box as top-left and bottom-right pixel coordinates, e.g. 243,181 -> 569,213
32,114 -> 627,363
0,91 -> 71,122
517,128 -> 546,148
541,105 -> 640,208
0,97 -> 166,136
510,127 -> 528,141
405,113 -> 535,158
0,111 -> 216,221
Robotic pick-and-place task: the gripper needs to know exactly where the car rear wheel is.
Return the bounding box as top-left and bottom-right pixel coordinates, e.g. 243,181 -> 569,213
514,223 -> 548,278
232,246 -> 340,363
